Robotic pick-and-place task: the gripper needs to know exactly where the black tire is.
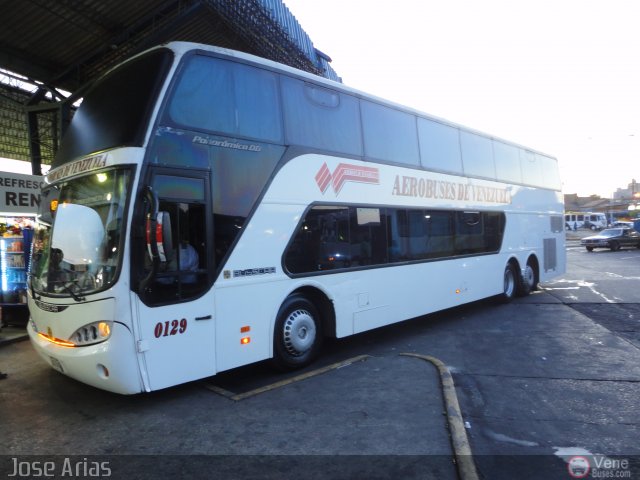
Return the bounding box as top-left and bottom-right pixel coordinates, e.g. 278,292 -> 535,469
499,263 -> 517,302
609,241 -> 620,251
586,246 -> 594,252
272,295 -> 323,370
517,261 -> 538,297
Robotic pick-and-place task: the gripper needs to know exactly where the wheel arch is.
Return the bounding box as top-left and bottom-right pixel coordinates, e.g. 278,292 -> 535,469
269,284 -> 335,370
276,284 -> 336,340
505,255 -> 521,272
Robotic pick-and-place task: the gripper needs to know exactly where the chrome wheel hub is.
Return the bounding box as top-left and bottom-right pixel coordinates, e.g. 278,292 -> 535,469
504,268 -> 515,297
283,309 -> 316,356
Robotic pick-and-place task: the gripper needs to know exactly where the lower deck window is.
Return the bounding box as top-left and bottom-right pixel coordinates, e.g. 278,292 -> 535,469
285,205 -> 505,274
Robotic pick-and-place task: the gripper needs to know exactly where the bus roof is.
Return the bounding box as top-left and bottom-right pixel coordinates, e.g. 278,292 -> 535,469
140,41 -> 558,162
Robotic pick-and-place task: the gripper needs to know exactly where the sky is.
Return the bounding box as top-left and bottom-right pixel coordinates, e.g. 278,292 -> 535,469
284,0 -> 640,198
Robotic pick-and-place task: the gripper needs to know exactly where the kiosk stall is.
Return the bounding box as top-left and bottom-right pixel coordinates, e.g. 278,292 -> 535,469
0,171 -> 43,328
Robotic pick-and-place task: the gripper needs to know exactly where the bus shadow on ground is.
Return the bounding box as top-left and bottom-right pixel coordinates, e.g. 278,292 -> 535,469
200,298 -> 491,398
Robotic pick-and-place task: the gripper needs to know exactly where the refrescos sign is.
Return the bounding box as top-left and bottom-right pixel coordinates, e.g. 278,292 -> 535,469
0,171 -> 45,214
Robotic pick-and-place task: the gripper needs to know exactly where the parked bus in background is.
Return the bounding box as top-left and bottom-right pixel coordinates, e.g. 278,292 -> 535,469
564,212 -> 607,230
27,42 -> 565,394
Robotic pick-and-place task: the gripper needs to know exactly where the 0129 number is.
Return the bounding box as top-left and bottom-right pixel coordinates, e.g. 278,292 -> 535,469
154,319 -> 187,338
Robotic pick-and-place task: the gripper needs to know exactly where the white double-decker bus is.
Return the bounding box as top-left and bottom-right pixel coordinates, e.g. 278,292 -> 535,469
28,42 -> 565,394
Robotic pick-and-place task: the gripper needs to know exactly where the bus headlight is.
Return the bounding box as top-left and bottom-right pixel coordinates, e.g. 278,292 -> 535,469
70,321 -> 113,346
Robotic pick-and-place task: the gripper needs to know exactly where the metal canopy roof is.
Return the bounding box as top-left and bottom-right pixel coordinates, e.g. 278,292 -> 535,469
0,0 -> 338,92
0,0 -> 338,172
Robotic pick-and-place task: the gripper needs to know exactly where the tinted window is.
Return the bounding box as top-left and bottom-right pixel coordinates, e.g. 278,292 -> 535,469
56,49 -> 173,166
417,118 -> 463,174
285,206 -> 351,273
405,210 -> 431,260
167,55 -> 282,143
142,173 -> 209,304
388,209 -> 408,261
153,175 -> 204,201
460,131 -> 496,179
454,211 -> 503,255
286,205 -> 505,275
425,211 -> 455,258
281,76 -> 362,155
361,101 -> 420,165
349,208 -> 388,266
148,127 -> 209,168
210,141 -> 285,263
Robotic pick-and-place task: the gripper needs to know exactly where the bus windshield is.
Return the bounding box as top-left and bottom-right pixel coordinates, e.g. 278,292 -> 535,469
31,168 -> 131,298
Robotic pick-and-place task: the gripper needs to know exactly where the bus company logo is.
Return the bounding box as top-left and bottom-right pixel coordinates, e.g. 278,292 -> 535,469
47,154 -> 108,183
567,456 -> 590,478
315,162 -> 379,194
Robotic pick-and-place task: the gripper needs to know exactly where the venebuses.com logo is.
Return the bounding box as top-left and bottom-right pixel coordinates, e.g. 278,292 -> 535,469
567,456 -> 590,478
567,455 -> 631,478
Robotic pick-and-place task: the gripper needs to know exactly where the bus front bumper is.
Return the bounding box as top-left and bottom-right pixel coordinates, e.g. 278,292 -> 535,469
28,321 -> 145,395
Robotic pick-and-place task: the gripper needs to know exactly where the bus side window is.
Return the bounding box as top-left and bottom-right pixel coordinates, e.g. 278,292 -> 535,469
350,208 -> 388,267
141,173 -> 209,304
149,201 -> 207,300
425,211 -> 454,258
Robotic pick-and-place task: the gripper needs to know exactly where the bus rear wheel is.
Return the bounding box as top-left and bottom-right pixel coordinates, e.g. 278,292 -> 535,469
517,261 -> 538,296
273,295 -> 323,370
500,263 -> 517,302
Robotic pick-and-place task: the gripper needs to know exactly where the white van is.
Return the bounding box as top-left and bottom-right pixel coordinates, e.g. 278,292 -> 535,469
565,212 -> 607,230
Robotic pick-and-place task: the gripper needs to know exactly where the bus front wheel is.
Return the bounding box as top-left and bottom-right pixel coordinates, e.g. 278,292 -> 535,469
273,295 -> 323,370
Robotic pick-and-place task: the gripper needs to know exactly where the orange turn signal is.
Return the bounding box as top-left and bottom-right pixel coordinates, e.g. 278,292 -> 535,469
37,332 -> 75,348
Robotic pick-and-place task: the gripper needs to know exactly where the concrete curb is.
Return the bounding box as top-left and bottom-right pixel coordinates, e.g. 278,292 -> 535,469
402,353 -> 480,480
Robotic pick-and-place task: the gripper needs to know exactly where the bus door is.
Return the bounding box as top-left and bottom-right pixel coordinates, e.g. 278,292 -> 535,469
133,170 -> 216,391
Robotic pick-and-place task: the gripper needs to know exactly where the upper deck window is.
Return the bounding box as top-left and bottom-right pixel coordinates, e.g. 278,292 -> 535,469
417,118 -> 463,175
281,76 -> 362,155
460,131 -> 496,180
166,55 -> 282,143
361,101 -> 420,166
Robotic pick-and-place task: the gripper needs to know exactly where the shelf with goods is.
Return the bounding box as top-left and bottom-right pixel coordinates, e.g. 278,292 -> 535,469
0,217 -> 34,328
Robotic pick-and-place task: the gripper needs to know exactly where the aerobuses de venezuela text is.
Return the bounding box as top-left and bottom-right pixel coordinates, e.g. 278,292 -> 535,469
391,175 -> 511,204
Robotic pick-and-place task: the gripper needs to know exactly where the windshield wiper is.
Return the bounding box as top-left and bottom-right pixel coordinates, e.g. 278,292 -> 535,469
65,283 -> 85,302
56,282 -> 85,302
